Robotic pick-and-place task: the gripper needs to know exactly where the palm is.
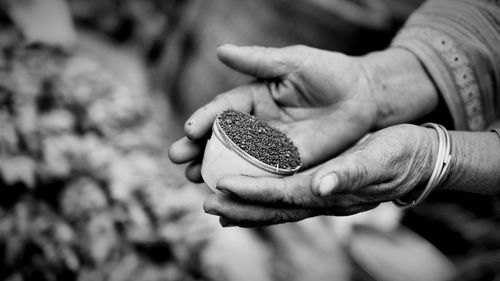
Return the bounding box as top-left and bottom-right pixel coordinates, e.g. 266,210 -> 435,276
169,45 -> 377,181
244,49 -> 376,166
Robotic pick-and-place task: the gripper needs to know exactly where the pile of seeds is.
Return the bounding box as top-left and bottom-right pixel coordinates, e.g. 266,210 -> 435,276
217,110 -> 301,170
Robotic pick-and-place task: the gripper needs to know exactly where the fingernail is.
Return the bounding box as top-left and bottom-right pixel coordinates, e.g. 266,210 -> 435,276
204,208 -> 219,216
221,221 -> 236,227
318,174 -> 338,196
216,186 -> 234,195
220,218 -> 236,227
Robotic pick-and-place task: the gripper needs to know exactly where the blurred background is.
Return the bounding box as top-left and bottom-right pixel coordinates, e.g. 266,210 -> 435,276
1,0 -> 499,281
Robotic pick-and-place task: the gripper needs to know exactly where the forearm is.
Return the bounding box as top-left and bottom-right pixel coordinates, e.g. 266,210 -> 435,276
358,48 -> 440,129
389,0 -> 500,131
440,131 -> 500,195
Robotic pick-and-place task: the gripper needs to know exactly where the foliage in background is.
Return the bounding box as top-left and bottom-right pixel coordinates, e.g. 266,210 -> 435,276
0,10 -> 213,281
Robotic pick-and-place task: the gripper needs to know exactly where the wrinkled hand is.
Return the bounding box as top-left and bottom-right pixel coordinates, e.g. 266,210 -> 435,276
169,44 -> 379,182
203,124 -> 437,227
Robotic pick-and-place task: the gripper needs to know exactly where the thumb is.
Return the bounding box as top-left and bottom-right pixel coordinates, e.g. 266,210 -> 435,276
311,152 -> 384,197
216,44 -> 299,78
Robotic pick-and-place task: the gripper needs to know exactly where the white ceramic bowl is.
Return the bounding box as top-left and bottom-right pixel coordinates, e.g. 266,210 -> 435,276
201,113 -> 301,192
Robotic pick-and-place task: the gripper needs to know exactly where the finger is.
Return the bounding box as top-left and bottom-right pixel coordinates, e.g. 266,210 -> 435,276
184,85 -> 259,140
219,216 -> 291,228
219,216 -> 236,227
218,202 -> 379,227
321,202 -> 380,217
218,216 -> 266,228
185,161 -> 203,183
217,173 -> 383,210
168,137 -> 203,164
206,194 -> 378,227
218,200 -> 378,227
204,193 -> 314,226
216,174 -> 319,208
311,151 -> 387,197
265,79 -> 309,108
217,44 -> 301,78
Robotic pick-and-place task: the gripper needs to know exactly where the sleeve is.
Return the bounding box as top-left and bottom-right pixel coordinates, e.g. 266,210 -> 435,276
391,0 -> 500,131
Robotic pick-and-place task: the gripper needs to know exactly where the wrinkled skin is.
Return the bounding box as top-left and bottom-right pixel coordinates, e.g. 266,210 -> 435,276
203,124 -> 436,227
168,44 -> 438,227
168,44 -> 380,182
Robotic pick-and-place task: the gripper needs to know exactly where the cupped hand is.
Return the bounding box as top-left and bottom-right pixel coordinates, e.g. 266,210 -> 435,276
168,44 -> 379,182
202,124 -> 437,227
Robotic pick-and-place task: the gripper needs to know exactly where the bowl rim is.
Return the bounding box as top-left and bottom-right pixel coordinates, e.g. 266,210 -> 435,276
213,112 -> 301,175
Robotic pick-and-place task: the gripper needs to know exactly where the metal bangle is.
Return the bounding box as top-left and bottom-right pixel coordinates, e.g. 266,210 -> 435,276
394,123 -> 452,208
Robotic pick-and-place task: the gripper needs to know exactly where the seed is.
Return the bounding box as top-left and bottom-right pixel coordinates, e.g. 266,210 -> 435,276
217,110 -> 301,170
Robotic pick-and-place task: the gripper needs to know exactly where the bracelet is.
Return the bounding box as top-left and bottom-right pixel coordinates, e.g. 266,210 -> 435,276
393,123 -> 452,208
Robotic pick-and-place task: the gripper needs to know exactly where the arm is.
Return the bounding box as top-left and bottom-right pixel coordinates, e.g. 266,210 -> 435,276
389,0 -> 500,131
202,125 -> 500,227
440,131 -> 500,195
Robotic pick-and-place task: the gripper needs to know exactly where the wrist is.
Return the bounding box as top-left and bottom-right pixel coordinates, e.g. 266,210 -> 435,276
394,125 -> 439,204
358,48 -> 439,129
420,126 -> 440,187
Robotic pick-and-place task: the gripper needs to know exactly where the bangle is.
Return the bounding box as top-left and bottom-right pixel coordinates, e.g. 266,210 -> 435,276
393,123 -> 452,208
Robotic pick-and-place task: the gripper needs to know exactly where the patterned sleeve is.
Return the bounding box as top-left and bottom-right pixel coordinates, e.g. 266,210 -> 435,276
391,0 -> 500,131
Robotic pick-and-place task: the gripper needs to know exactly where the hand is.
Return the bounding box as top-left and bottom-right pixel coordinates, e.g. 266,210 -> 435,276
169,44 -> 381,182
202,124 -> 437,227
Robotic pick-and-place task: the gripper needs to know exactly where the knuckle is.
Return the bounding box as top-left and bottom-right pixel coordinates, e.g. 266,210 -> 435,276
309,196 -> 326,209
266,80 -> 281,99
249,178 -> 286,203
342,155 -> 369,189
272,210 -> 297,225
212,93 -> 229,106
261,186 -> 284,203
273,211 -> 286,224
280,179 -> 294,203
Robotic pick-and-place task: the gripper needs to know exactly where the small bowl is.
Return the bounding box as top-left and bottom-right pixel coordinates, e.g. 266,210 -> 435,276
201,113 -> 301,192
